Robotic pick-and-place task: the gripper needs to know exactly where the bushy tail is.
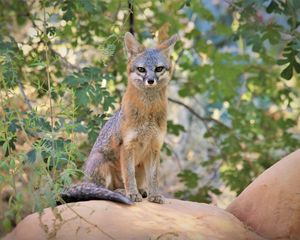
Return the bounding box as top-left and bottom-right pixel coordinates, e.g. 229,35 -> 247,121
58,182 -> 133,205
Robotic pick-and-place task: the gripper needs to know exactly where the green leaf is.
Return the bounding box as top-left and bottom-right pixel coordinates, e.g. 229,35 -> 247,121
280,64 -> 293,80
277,58 -> 289,65
74,123 -> 87,133
103,96 -> 115,111
76,88 -> 89,106
185,0 -> 191,6
2,141 -> 9,156
162,143 -> 172,156
3,218 -> 12,232
64,75 -> 79,87
266,1 -> 278,13
167,120 -> 185,136
62,1 -> 76,21
29,61 -> 46,68
78,0 -> 96,13
26,149 -> 36,163
0,161 -> 9,172
178,88 -> 190,97
178,170 -> 199,189
46,27 -> 56,37
9,159 -> 15,168
293,61 -> 300,73
210,188 -> 222,195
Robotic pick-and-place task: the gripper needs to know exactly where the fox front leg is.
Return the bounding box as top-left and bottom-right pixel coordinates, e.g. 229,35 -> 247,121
145,150 -> 164,204
120,147 -> 142,202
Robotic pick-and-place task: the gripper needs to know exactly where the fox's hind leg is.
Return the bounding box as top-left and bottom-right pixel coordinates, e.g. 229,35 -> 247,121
84,151 -> 110,187
110,167 -> 124,190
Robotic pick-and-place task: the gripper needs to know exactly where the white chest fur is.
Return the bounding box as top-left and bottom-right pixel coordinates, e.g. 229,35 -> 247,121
123,122 -> 166,147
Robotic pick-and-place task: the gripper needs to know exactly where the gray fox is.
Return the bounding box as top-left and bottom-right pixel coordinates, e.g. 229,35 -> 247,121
60,32 -> 178,205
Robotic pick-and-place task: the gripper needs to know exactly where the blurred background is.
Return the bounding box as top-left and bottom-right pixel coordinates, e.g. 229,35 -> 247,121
0,0 -> 299,235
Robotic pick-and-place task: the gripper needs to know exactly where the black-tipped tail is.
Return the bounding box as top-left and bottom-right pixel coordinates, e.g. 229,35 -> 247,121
58,182 -> 133,205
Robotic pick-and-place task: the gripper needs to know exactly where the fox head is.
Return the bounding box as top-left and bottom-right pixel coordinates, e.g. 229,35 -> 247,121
124,32 -> 178,90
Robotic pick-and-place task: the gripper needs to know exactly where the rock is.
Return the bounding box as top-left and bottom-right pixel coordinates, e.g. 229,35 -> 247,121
4,199 -> 264,240
5,150 -> 300,240
227,149 -> 300,240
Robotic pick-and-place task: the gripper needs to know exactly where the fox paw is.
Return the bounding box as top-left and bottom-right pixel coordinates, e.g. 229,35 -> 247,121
115,189 -> 146,199
114,188 -> 126,196
127,193 -> 143,202
148,194 -> 164,204
139,188 -> 147,198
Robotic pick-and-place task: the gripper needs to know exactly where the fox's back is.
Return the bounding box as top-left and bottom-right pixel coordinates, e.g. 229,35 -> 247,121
87,109 -> 123,164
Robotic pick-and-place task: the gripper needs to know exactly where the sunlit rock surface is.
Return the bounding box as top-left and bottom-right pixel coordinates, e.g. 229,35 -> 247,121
5,150 -> 300,240
227,149 -> 300,240
4,198 -> 263,240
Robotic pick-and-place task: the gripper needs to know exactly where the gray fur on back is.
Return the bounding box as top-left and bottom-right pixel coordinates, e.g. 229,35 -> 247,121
83,109 -> 123,183
60,110 -> 133,205
91,109 -> 123,156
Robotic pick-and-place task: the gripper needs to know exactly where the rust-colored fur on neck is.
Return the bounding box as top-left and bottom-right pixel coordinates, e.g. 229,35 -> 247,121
122,80 -> 168,120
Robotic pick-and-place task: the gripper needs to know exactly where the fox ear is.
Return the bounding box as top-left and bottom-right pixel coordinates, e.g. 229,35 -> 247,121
124,32 -> 145,58
157,34 -> 179,57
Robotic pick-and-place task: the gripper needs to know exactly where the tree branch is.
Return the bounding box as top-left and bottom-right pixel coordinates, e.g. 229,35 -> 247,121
17,79 -> 33,111
128,0 -> 134,35
24,2 -> 80,73
50,48 -> 81,72
168,97 -> 231,130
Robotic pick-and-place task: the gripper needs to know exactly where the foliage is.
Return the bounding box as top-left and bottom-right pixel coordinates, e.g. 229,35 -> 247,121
175,169 -> 221,203
0,0 -> 299,234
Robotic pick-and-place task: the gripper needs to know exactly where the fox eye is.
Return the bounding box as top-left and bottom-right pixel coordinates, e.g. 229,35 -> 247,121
155,66 -> 164,72
137,67 -> 146,73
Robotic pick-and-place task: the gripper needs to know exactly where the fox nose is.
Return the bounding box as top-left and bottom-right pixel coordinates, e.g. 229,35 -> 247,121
147,79 -> 155,85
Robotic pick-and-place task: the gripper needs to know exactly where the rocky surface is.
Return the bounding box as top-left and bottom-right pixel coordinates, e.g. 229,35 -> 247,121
4,150 -> 300,240
227,149 -> 300,240
4,198 -> 264,240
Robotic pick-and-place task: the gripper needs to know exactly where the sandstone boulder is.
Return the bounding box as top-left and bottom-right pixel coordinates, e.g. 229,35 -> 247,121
4,199 -> 264,240
227,149 -> 300,240
5,150 -> 300,240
